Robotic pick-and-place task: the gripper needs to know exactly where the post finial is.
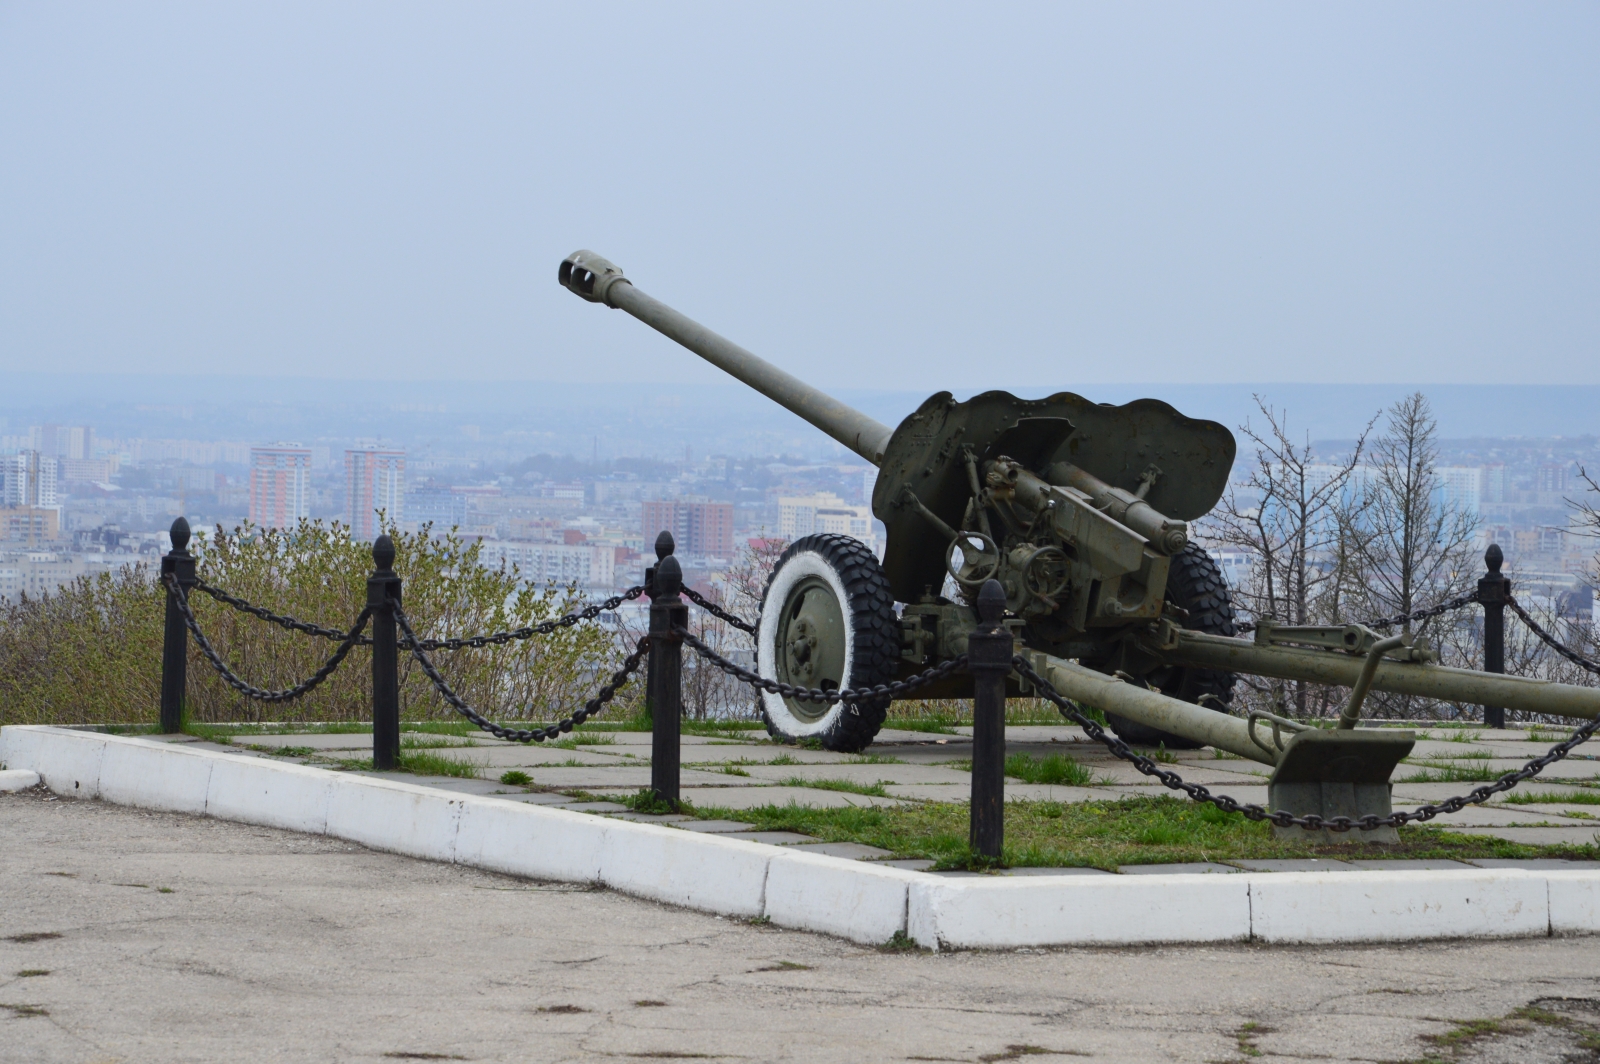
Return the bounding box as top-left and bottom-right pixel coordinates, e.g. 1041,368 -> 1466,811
372,534 -> 396,571
977,578 -> 1006,629
1485,543 -> 1503,574
655,530 -> 675,561
657,554 -> 683,597
169,516 -> 191,553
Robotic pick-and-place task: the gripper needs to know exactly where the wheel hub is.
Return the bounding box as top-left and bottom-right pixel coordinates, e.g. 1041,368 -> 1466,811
772,576 -> 848,723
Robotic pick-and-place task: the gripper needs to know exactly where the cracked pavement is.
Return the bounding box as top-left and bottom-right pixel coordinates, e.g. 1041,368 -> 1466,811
3,791 -> 1599,1063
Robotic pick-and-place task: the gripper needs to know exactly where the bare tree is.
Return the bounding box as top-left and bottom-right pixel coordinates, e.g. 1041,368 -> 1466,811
1341,392 -> 1480,718
1209,398 -> 1371,716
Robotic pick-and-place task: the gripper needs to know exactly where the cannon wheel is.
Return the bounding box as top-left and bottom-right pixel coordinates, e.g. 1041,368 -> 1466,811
1106,543 -> 1238,749
757,534 -> 900,752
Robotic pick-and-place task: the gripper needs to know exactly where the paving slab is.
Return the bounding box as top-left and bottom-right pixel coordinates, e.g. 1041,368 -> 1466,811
786,841 -> 893,859
490,792 -> 582,805
440,746 -> 634,768
502,765 -> 737,789
741,762 -> 972,785
874,858 -> 937,871
604,812 -> 692,824
1004,866 -> 1116,876
1345,859 -> 1475,870
1445,825 -> 1600,846
670,819 -> 755,833
688,747 -> 855,765
238,732 -> 375,751
1231,859 -> 1359,873
1487,802 -> 1600,819
1390,803 -> 1582,828
1118,862 -> 1242,874
558,801 -> 629,813
716,830 -> 817,845
676,785 -> 903,810
884,782 -> 1129,804
872,728 -> 971,744
1464,858 -> 1600,869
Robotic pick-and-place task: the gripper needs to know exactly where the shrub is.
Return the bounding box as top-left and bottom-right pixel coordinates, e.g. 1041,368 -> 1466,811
0,519 -> 636,729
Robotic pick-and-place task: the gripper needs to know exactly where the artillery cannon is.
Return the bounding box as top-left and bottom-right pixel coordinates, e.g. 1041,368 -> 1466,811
560,250 -> 1600,836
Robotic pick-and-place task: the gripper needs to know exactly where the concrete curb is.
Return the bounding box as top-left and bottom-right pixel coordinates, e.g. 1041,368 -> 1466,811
5,725 -> 1598,949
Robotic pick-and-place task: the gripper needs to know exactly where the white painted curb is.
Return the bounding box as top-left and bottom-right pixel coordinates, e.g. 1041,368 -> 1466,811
0,768 -> 40,792
4,725 -> 1598,949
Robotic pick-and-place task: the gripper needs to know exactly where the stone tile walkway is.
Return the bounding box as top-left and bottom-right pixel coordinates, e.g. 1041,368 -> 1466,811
148,723 -> 1600,875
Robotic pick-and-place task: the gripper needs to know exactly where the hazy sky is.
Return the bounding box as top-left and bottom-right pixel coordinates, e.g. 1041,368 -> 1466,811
2,3 -> 1595,391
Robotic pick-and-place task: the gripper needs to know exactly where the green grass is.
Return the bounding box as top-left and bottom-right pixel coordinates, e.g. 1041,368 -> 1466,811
720,765 -> 751,777
1002,752 -> 1102,787
1398,765 -> 1510,784
401,735 -> 478,749
618,788 -> 688,815
880,716 -> 961,734
499,770 -> 533,786
247,744 -> 316,758
1501,788 -> 1600,805
847,753 -> 906,765
779,776 -> 889,798
1416,749 -> 1492,760
332,750 -> 482,779
685,795 -> 1600,871
546,735 -> 615,749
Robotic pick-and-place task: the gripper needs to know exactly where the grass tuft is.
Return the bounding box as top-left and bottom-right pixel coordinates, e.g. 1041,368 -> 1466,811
499,770 -> 533,786
780,776 -> 888,798
1003,752 -> 1101,787
1502,788 -> 1600,805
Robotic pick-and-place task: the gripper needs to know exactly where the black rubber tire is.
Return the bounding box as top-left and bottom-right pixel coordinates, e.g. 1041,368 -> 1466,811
1105,542 -> 1238,749
757,534 -> 900,753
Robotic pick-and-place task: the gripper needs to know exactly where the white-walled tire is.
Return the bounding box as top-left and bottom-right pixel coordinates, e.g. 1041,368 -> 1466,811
757,534 -> 900,752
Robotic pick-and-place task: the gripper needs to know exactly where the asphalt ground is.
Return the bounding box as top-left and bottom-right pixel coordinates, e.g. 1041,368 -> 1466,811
4,788 -> 1599,1064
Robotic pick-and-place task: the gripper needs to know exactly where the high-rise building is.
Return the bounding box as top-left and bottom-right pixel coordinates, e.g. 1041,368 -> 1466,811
1436,467 -> 1482,516
2,452 -> 58,507
28,425 -> 94,460
641,499 -> 734,556
345,448 -> 405,541
248,446 -> 312,530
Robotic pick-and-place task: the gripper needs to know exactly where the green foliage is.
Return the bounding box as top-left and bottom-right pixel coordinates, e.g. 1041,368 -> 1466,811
620,788 -> 685,815
0,519 -> 636,728
1501,788 -> 1600,805
1398,764 -> 1508,783
499,770 -> 533,786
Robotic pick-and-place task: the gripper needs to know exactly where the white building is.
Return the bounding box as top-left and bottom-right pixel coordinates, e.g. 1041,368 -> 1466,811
1436,466 -> 1482,516
477,540 -> 617,590
778,492 -> 881,553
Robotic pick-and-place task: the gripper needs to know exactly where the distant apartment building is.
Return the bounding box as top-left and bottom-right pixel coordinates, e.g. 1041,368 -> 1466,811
345,448 -> 405,541
2,452 -> 58,507
249,445 -> 312,530
407,486 -> 469,532
1436,467 -> 1482,516
0,507 -> 60,545
28,424 -> 94,460
641,499 -> 735,557
779,492 -> 878,553
57,457 -> 118,484
478,540 -> 617,589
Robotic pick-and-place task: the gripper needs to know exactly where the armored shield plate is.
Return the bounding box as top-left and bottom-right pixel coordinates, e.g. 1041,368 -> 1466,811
871,391 -> 1236,603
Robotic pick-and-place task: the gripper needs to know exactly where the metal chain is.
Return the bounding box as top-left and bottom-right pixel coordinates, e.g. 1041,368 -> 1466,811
164,574 -> 372,702
1506,594 -> 1600,678
1012,654 -> 1599,832
680,586 -> 757,634
195,581 -> 374,644
1235,590 -> 1480,636
404,587 -> 646,651
393,605 -> 648,743
676,626 -> 967,706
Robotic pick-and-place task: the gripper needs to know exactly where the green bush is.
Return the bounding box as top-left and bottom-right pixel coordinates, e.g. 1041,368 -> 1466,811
0,519 -> 635,729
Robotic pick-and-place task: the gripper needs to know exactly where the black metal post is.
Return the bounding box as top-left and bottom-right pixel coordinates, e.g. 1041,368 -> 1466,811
968,579 -> 1012,862
1479,543 -> 1510,730
159,517 -> 198,733
647,531 -> 686,808
368,535 -> 402,770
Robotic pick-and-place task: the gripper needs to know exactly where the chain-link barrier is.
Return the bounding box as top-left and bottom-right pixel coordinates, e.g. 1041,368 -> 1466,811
165,574 -> 372,702
404,587 -> 647,651
1013,655 -> 1599,832
680,586 -> 757,634
195,581 -> 375,644
1506,594 -> 1600,679
1234,590 -> 1481,636
676,626 -> 967,705
394,605 -> 649,742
